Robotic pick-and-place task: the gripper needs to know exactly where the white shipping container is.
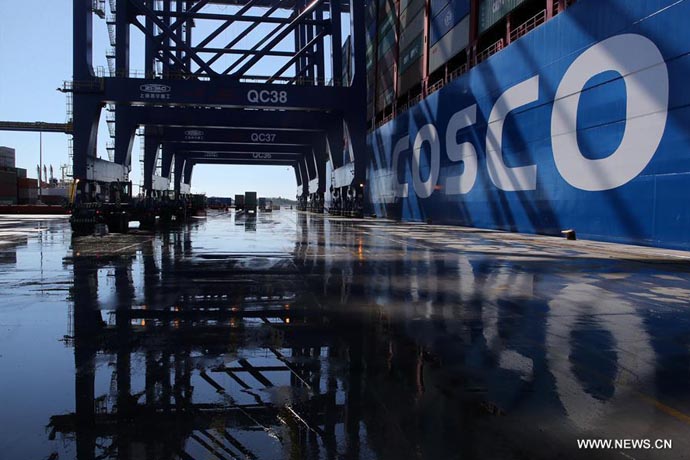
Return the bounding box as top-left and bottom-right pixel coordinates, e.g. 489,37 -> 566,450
428,15 -> 470,73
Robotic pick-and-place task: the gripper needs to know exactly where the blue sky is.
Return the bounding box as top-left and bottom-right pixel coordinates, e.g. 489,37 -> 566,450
0,0 -> 336,199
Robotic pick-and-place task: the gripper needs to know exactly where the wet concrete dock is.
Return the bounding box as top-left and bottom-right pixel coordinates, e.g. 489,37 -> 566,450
1,211 -> 690,459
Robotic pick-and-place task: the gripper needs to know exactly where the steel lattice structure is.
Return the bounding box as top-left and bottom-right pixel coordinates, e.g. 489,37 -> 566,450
71,0 -> 367,210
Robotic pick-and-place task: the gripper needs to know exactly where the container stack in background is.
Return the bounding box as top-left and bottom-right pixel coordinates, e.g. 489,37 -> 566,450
17,177 -> 38,205
0,147 -> 39,205
0,148 -> 18,205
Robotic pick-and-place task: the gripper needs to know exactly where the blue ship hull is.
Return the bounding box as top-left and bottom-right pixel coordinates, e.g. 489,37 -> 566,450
365,0 -> 690,250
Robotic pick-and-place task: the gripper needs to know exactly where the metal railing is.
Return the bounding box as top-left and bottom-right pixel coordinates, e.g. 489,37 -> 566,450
447,62 -> 469,82
510,9 -> 547,42
65,92 -> 73,124
475,39 -> 504,64
427,79 -> 444,95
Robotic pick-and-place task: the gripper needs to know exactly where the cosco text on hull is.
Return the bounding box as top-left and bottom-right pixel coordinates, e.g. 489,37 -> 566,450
388,33 -> 668,199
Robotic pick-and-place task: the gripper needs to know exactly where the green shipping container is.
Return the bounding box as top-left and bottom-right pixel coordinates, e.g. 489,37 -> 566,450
377,27 -> 397,56
379,13 -> 396,38
378,0 -> 396,20
400,0 -> 425,16
479,0 -> 527,32
398,33 -> 424,74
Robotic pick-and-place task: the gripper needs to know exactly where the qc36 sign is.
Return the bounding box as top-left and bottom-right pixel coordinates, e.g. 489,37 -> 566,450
247,90 -> 288,105
393,34 -> 669,198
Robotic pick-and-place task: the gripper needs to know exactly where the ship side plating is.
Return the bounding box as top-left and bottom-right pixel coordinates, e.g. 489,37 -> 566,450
362,0 -> 690,250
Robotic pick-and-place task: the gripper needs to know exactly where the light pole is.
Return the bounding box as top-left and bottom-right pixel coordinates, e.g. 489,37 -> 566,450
38,130 -> 43,203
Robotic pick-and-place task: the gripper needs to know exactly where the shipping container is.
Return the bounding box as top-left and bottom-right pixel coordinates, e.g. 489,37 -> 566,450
17,178 -> 38,205
478,0 -> 528,32
398,34 -> 424,75
377,46 -> 397,73
0,169 -> 18,205
399,9 -> 425,51
429,14 -> 471,72
377,26 -> 397,57
399,0 -> 425,28
400,0 -> 425,15
234,194 -> 245,210
398,63 -> 424,94
378,0 -> 396,21
376,63 -> 395,90
376,88 -> 396,112
0,147 -> 15,169
430,0 -> 470,45
430,0 -> 451,16
244,191 -> 257,212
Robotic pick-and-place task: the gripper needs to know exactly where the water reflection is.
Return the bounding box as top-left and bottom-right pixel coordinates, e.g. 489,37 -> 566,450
48,212 -> 690,459
0,238 -> 25,265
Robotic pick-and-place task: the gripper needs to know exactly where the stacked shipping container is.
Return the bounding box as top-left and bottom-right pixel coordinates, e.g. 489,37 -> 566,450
429,0 -> 470,73
365,0 -> 573,123
0,147 -> 38,205
365,0 -> 377,117
0,148 -> 18,204
0,169 -> 18,205
17,178 -> 38,205
0,147 -> 15,168
478,0 -> 527,32
397,0 -> 426,95
375,0 -> 398,112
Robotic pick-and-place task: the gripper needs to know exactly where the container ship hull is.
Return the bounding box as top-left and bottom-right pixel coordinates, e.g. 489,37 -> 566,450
364,0 -> 690,250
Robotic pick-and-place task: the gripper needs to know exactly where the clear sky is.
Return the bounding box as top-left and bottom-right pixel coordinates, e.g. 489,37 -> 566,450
0,0 -> 334,199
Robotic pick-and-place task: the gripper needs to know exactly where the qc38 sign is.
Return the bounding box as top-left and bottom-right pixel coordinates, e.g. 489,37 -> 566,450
247,90 -> 288,105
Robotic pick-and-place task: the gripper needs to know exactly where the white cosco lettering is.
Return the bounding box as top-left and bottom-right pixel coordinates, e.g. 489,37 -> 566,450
247,90 -> 288,104
393,33 -> 668,197
412,124 -> 440,199
551,34 -> 668,191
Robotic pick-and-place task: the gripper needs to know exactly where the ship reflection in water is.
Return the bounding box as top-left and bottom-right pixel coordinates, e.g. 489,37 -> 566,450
39,212 -> 690,459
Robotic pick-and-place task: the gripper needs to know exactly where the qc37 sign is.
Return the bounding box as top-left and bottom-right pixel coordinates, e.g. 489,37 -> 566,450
250,132 -> 277,143
392,34 -> 669,198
